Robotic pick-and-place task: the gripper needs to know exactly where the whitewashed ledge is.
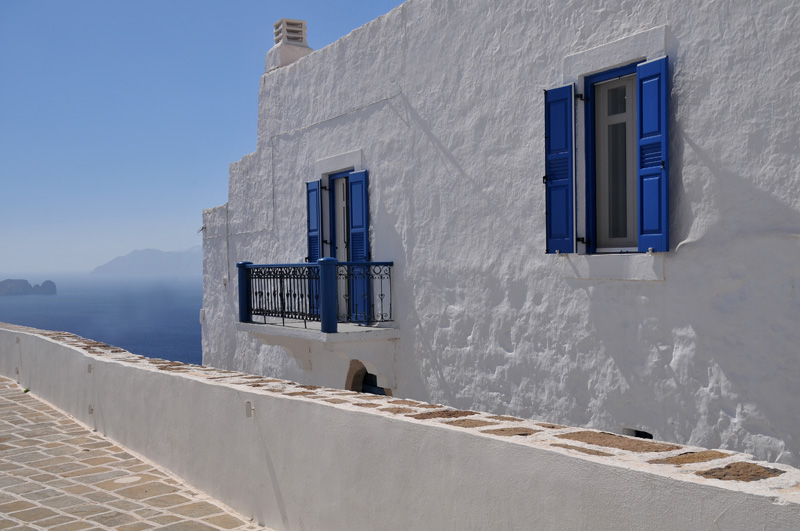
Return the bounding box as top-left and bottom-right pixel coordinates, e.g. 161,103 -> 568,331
1,322 -> 799,531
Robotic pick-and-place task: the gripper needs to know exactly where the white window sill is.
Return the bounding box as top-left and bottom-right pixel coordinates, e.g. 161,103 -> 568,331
556,252 -> 665,281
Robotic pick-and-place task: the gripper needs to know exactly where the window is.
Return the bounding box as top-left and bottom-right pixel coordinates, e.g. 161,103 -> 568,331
307,169 -> 371,321
545,56 -> 669,254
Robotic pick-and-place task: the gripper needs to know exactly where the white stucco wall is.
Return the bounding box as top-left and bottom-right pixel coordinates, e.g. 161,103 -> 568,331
203,0 -> 800,465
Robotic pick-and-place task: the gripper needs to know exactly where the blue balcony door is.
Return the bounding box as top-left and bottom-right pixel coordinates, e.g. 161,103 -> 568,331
327,170 -> 370,323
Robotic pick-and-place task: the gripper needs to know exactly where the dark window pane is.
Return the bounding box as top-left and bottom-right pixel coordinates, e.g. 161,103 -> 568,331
608,86 -> 626,116
608,122 -> 627,238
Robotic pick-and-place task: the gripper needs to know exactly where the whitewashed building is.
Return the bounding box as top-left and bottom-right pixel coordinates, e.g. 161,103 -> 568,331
202,0 -> 800,465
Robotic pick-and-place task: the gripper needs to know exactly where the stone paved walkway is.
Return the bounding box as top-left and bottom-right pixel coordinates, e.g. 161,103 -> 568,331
0,376 -> 264,531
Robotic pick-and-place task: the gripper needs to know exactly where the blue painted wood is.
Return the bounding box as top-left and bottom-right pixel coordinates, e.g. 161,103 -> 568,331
545,85 -> 575,253
306,180 -> 323,317
318,258 -> 338,333
236,261 -> 253,323
637,56 -> 669,252
306,180 -> 322,262
348,170 -> 370,322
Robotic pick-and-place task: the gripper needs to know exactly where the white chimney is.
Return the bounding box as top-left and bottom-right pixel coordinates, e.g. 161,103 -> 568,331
265,19 -> 313,72
274,19 -> 307,47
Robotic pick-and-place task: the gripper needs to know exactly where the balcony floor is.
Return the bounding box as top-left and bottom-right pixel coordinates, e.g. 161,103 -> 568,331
236,319 -> 399,343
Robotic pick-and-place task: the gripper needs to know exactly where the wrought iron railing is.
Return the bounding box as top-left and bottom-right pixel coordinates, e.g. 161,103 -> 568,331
237,259 -> 393,332
245,264 -> 320,325
336,262 -> 393,324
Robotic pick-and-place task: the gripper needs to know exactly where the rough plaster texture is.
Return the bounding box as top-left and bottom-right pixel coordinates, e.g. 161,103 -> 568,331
203,0 -> 800,466
3,324 -> 800,530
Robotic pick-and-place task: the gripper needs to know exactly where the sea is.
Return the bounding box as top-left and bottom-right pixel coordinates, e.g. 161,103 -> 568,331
0,275 -> 203,365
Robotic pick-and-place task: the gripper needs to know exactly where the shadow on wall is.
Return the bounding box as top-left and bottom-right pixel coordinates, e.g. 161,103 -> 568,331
575,129 -> 800,465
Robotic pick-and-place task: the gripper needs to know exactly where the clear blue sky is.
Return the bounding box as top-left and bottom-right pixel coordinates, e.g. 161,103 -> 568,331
0,0 -> 405,275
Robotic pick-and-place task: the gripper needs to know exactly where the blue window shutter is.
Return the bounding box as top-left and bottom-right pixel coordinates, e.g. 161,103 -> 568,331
348,171 -> 370,262
306,180 -> 322,262
544,84 -> 575,253
637,56 -> 669,252
348,170 -> 370,322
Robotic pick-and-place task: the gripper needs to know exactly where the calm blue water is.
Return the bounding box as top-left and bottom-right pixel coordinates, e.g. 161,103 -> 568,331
0,275 -> 203,365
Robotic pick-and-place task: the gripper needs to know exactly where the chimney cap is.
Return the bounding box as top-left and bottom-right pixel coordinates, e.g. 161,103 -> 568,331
274,19 -> 308,47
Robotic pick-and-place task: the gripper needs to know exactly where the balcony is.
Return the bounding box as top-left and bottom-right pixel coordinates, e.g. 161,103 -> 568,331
235,259 -> 398,382
237,258 -> 393,332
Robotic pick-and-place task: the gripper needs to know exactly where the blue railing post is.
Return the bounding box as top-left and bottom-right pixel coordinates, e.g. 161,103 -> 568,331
318,257 -> 338,333
237,262 -> 253,323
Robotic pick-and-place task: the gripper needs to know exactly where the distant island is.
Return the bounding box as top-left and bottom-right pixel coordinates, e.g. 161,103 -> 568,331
92,247 -> 202,278
0,279 -> 57,296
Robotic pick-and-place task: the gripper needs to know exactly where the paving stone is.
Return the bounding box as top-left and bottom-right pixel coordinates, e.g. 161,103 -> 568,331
0,476 -> 26,489
41,463 -> 87,475
117,482 -> 177,500
0,519 -> 15,530
28,474 -> 57,483
0,500 -> 36,513
28,515 -> 75,528
145,494 -> 191,508
169,501 -> 223,518
61,466 -> 112,478
49,522 -> 94,531
7,506 -> 57,522
80,457 -> 117,467
21,488 -> 61,501
205,514 -> 247,529
149,514 -> 182,525
62,485 -> 93,496
75,469 -> 128,484
80,441 -> 112,450
5,482 -> 44,495
117,523 -> 153,531
63,504 -> 109,518
87,510 -> 136,527
27,456 -> 70,468
43,446 -> 81,457
9,439 -> 43,448
7,452 -> 49,464
94,474 -> 160,492
157,518 -> 215,530
40,495 -> 86,509
83,491 -> 115,503
107,499 -> 142,511
44,479 -> 73,489
133,508 -> 161,518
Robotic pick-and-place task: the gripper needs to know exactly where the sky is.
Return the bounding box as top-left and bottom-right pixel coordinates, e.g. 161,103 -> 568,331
0,0 -> 406,275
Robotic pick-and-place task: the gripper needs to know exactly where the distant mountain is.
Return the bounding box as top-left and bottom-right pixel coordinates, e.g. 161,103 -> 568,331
92,247 -> 202,278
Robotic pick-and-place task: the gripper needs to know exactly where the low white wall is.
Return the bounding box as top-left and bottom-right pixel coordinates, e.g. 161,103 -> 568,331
3,325 -> 799,531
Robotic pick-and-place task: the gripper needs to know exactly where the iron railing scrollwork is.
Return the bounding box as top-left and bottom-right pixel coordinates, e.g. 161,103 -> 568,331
247,264 -> 320,326
336,262 -> 393,324
237,260 -> 392,331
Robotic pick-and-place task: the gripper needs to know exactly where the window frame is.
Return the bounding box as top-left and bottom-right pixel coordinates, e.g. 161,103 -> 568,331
584,61 -> 641,255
